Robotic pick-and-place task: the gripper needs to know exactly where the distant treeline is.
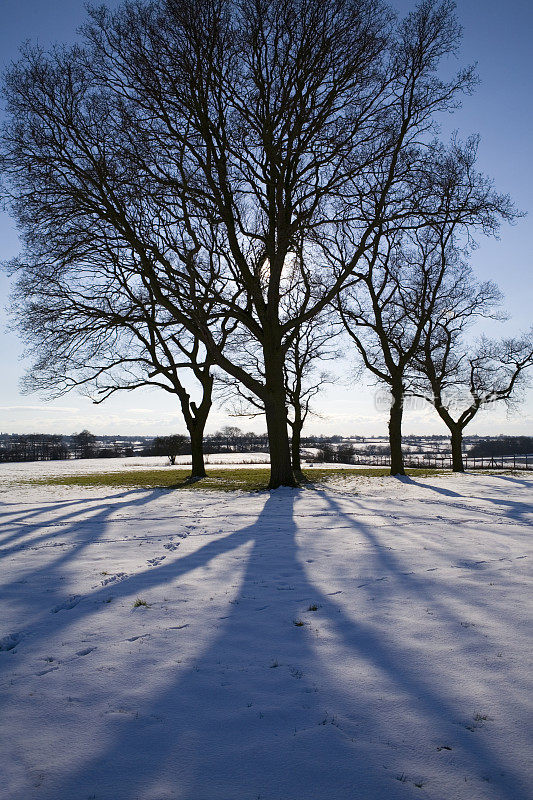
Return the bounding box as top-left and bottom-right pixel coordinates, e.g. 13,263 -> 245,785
0,427 -> 272,463
468,437 -> 533,458
0,429 -> 530,464
0,431 -> 135,463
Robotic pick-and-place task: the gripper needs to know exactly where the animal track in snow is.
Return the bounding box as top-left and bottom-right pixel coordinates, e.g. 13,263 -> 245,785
163,542 -> 180,551
51,595 -> 81,613
147,556 -> 166,566
101,572 -> 127,586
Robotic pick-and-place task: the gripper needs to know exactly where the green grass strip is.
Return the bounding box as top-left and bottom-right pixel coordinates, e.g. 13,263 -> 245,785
19,466 -> 443,492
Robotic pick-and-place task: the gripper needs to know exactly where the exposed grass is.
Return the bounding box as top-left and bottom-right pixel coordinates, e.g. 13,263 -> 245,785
18,465 -> 445,492
17,465 -> 447,492
314,467 -> 442,480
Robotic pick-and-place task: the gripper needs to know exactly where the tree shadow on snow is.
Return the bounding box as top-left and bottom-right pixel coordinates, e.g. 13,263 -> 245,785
1,487 -> 530,800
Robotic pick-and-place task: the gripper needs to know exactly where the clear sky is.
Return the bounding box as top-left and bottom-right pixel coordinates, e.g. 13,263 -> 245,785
0,0 -> 531,438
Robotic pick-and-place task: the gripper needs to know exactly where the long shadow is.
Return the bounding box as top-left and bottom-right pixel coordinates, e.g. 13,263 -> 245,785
394,474 -> 533,526
395,475 -> 462,497
489,473 -> 533,489
0,487 -> 185,671
7,488 -> 528,800
16,491 -> 397,800
314,489 -> 531,795
0,489 -> 163,555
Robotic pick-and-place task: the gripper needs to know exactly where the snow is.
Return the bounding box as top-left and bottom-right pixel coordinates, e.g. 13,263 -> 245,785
0,468 -> 532,799
0,452 -> 273,485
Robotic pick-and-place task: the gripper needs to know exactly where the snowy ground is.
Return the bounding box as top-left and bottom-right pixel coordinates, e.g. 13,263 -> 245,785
0,453 -> 368,490
0,468 -> 532,800
0,453 -> 272,486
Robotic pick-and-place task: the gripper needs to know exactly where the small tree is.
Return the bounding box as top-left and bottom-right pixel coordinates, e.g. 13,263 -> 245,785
72,430 -> 96,459
8,229 -> 222,478
413,327 -> 533,470
152,434 -> 188,465
318,443 -> 336,463
337,443 -> 355,464
337,136 -> 516,474
221,312 -> 340,475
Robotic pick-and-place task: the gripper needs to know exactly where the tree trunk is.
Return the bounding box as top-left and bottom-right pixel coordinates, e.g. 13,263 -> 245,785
189,424 -> 207,478
264,351 -> 296,488
434,402 -> 465,473
290,419 -> 302,476
388,382 -> 405,475
265,402 -> 295,488
450,426 -> 464,472
175,371 -> 212,480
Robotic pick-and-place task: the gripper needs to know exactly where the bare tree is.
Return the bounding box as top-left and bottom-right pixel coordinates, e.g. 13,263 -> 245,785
284,319 -> 341,475
9,253 -> 219,478
72,430 -> 97,460
2,0 -> 496,486
413,315 -> 533,471
337,137 -> 515,474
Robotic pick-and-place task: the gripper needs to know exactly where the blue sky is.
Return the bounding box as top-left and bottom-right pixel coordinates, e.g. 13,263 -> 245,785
0,0 -> 531,437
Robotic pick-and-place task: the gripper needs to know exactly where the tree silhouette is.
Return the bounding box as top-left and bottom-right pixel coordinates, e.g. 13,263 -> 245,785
2,0 -> 505,485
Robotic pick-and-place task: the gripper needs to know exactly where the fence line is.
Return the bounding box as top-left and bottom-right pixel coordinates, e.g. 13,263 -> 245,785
320,453 -> 533,470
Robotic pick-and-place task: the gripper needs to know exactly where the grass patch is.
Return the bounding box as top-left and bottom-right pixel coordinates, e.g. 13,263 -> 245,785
20,466 -> 443,492
311,467 -> 441,480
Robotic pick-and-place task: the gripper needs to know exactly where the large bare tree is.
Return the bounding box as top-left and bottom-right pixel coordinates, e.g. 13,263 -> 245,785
2,0 -> 495,486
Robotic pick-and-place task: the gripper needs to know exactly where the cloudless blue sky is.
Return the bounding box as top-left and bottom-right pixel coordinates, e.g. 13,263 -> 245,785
0,0 -> 531,437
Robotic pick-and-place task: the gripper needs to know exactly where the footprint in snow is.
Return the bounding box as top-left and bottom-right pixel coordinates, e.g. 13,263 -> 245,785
147,556 -> 166,566
36,665 -> 59,676
0,633 -> 20,651
76,646 -> 96,657
163,542 -> 180,551
51,596 -> 81,613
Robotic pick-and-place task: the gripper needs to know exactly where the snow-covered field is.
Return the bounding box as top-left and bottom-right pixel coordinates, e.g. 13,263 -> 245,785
0,453 -> 369,489
0,453 -> 272,485
0,467 -> 532,800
